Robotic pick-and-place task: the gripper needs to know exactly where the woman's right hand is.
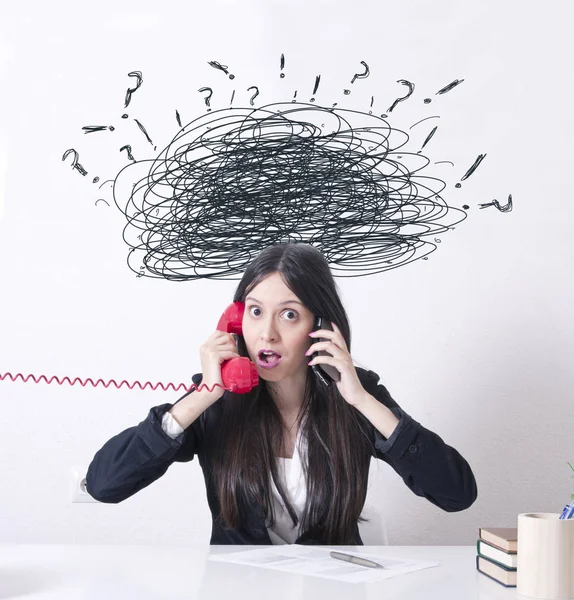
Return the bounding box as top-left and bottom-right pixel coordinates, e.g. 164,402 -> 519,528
198,331 -> 240,401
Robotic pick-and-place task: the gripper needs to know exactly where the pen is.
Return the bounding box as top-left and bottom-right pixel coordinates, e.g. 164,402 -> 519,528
559,501 -> 574,520
329,551 -> 384,569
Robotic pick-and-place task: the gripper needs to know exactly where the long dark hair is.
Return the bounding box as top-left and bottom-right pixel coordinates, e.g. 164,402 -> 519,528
212,243 -> 375,544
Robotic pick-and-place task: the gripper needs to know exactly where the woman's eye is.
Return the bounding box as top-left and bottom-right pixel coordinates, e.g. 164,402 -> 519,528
247,306 -> 297,320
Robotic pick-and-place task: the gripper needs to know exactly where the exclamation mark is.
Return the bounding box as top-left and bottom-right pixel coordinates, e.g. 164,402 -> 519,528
310,76 -> 320,102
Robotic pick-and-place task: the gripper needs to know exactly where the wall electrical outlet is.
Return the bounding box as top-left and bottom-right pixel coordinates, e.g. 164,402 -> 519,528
70,465 -> 100,503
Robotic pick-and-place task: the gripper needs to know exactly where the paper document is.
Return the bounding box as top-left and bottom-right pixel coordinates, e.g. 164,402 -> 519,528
208,545 -> 439,583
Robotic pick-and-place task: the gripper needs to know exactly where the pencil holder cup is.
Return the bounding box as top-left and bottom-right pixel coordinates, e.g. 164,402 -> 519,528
517,513 -> 574,599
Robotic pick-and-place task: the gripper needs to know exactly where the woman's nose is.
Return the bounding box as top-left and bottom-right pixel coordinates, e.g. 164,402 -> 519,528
260,318 -> 278,341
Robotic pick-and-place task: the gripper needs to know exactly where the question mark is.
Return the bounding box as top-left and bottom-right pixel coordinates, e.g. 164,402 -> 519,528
207,61 -> 235,79
387,79 -> 415,113
120,145 -> 136,162
62,149 -> 88,176
248,86 -> 259,106
124,71 -> 143,108
350,61 -> 370,84
198,87 -> 213,111
478,194 -> 513,213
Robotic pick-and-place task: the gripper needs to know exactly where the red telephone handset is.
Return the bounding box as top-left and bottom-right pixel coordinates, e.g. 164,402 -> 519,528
216,302 -> 259,394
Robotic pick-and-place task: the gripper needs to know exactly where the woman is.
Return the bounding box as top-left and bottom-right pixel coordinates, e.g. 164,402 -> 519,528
86,242 -> 477,545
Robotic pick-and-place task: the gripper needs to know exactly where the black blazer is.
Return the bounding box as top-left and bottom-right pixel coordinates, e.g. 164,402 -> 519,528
86,367 -> 477,544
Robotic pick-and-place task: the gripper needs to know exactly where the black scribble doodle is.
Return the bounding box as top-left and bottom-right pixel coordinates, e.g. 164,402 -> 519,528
436,79 -> 465,95
248,86 -> 260,106
92,177 -> 100,183
387,80 -> 415,113
310,76 -> 321,102
120,145 -> 135,162
350,61 -> 370,84
230,90 -> 235,106
98,179 -> 114,189
111,102 -> 469,281
62,149 -> 88,176
134,119 -> 154,147
82,125 -> 115,134
410,116 -> 440,130
479,194 -> 513,212
122,114 -> 129,119
420,126 -> 438,151
208,60 -> 235,80
455,153 -> 487,187
424,98 -> 432,104
198,87 -> 213,110
64,63 -> 511,272
280,54 -> 286,78
124,71 -> 143,108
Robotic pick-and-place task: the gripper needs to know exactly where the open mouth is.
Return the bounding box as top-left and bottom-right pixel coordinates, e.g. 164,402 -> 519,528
257,350 -> 282,368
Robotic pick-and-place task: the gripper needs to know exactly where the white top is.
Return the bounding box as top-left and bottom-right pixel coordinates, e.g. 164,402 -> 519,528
266,425 -> 307,544
162,411 -> 307,544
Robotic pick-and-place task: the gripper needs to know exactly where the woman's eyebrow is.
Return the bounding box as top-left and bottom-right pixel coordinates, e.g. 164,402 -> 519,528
245,296 -> 303,306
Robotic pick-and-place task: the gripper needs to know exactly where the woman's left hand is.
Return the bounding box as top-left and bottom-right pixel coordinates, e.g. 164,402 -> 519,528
306,322 -> 367,406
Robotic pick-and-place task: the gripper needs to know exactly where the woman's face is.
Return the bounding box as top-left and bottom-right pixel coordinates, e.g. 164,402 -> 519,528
241,272 -> 315,383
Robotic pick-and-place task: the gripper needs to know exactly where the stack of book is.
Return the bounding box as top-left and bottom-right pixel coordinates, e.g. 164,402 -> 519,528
476,527 -> 518,588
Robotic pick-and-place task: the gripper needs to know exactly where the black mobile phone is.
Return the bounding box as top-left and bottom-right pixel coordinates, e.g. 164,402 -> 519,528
310,316 -> 341,386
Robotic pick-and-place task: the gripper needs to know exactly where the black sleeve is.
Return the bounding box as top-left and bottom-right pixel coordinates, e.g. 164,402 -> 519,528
359,368 -> 478,512
85,373 -> 207,503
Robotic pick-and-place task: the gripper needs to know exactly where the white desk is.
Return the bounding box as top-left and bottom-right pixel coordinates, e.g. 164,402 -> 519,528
0,545 -> 519,599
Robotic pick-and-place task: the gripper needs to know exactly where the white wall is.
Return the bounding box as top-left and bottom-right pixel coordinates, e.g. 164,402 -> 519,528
1,0 -> 572,546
